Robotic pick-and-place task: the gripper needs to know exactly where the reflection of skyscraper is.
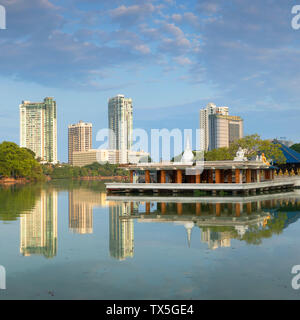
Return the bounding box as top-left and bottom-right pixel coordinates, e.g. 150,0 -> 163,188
20,190 -> 58,258
68,190 -> 111,234
201,229 -> 231,250
109,203 -> 134,260
69,190 -> 93,234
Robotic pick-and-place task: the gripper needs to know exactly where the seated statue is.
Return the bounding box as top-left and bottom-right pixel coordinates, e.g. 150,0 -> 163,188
234,147 -> 247,161
261,153 -> 270,166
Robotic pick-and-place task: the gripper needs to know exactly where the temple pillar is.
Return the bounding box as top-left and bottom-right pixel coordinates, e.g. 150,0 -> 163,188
145,170 -> 150,183
246,169 -> 251,183
176,170 -> 182,183
160,170 -> 166,183
215,169 -> 221,184
130,170 -> 134,183
235,169 -> 240,184
196,174 -> 201,184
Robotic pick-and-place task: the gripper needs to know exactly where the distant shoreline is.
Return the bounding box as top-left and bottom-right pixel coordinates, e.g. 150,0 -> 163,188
0,175 -> 128,185
0,177 -> 30,185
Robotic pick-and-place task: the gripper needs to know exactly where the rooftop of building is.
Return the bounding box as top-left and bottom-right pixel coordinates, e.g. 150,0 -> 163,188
68,120 -> 92,127
21,97 -> 55,105
274,140 -> 300,164
212,114 -> 243,120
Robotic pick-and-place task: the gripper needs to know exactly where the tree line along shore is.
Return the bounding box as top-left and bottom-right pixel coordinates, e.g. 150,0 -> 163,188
0,141 -> 129,184
0,135 -> 296,185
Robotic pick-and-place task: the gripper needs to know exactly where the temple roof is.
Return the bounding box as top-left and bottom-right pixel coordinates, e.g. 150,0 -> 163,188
274,140 -> 300,164
123,160 -> 270,170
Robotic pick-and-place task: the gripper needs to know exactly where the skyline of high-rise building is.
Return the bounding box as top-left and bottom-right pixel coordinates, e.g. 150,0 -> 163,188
20,97 -> 57,164
209,114 -> 243,150
200,102 -> 243,151
108,94 -> 133,164
68,120 -> 92,165
199,102 -> 229,152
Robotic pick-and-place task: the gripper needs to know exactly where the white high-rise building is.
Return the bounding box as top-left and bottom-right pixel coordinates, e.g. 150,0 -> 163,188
199,102 -> 229,151
20,97 -> 57,164
108,95 -> 133,164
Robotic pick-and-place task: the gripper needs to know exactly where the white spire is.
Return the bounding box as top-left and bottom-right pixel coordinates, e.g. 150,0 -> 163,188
181,136 -> 194,163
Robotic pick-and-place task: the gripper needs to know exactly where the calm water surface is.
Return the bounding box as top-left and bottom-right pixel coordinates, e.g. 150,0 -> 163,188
1,180 -> 300,300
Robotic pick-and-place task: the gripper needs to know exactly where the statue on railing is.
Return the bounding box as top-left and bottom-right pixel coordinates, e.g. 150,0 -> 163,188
261,153 -> 270,166
234,147 -> 247,161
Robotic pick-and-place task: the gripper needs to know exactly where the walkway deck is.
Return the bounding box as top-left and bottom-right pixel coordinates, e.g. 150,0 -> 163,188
106,190 -> 300,204
106,177 -> 300,195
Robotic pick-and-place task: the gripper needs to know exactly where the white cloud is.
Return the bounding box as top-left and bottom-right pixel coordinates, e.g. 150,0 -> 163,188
173,56 -> 192,66
134,44 -> 151,54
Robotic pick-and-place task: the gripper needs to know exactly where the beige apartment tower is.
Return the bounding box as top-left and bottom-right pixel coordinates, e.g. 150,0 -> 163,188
68,121 -> 92,165
209,114 -> 243,150
20,97 -> 57,164
200,102 -> 243,151
200,103 -> 229,151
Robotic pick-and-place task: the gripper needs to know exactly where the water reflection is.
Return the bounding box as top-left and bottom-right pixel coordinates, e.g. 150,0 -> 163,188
20,190 -> 58,258
68,190 -> 108,234
0,183 -> 299,259
108,193 -> 300,251
109,204 -> 134,260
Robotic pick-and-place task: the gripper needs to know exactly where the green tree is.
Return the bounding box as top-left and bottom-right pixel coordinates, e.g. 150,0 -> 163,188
205,134 -> 286,164
291,143 -> 300,154
0,141 -> 43,180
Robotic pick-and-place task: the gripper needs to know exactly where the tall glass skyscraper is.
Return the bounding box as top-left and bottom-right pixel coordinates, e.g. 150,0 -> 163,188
20,97 -> 57,164
108,95 -> 133,164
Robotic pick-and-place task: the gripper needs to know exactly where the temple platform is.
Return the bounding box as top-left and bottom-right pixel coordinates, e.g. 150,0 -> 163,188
106,177 -> 300,196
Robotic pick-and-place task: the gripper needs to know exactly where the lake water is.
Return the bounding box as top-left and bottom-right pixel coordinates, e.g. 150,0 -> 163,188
1,180 -> 300,300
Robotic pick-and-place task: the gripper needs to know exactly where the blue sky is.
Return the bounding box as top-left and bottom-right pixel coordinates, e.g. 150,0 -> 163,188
0,0 -> 299,162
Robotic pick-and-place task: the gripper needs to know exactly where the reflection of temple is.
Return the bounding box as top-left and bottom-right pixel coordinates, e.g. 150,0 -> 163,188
201,230 -> 231,250
68,190 -> 109,234
20,190 -> 58,258
107,194 -> 291,252
109,203 -> 134,260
